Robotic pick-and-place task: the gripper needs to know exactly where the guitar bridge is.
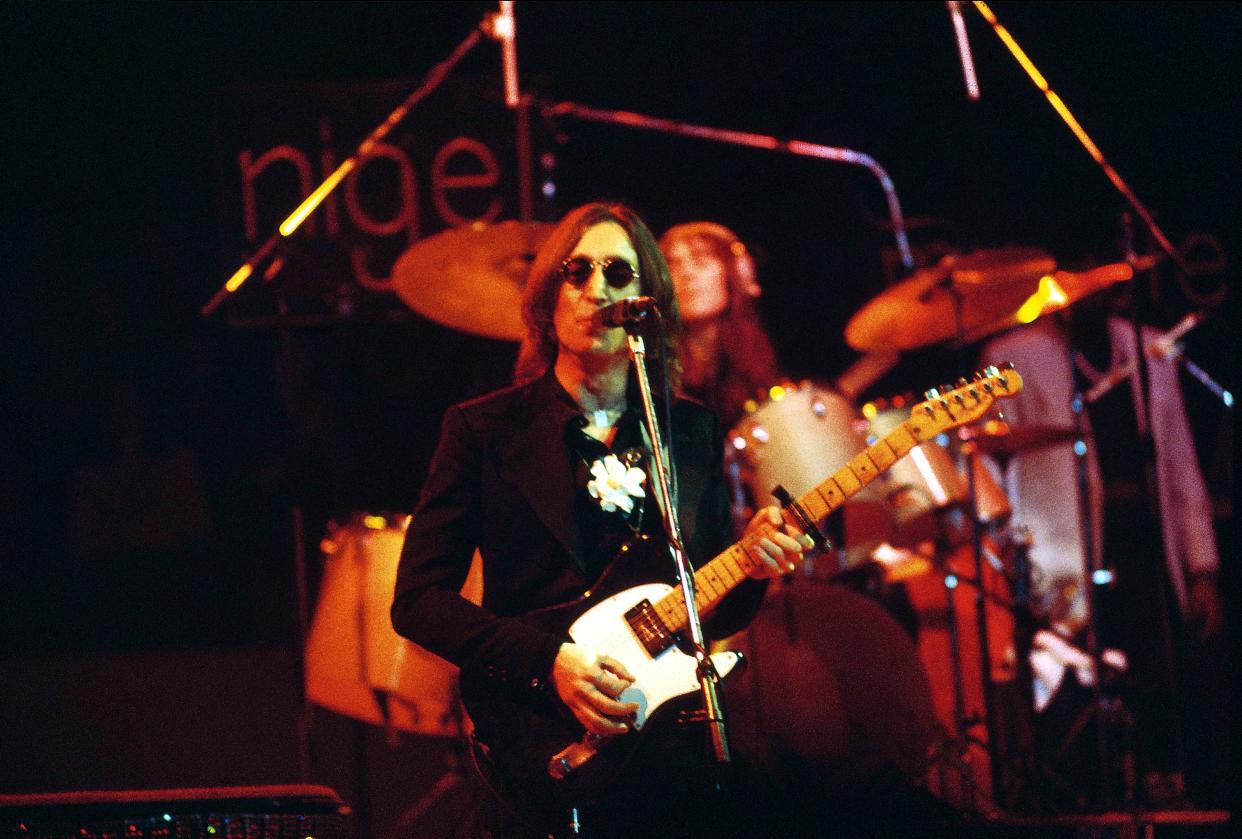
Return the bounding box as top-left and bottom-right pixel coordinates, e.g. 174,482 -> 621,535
623,598 -> 675,657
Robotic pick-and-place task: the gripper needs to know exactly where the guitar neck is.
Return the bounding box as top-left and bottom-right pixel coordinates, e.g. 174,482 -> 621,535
648,366 -> 1022,634
649,416 -> 926,631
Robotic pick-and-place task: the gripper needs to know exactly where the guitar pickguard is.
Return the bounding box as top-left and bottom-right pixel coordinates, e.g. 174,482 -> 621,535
567,583 -> 741,730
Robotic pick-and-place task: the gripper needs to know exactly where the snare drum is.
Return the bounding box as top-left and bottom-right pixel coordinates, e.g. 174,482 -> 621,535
304,513 -> 482,736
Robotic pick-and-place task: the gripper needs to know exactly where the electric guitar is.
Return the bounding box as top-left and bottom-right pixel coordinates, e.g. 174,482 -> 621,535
461,365 -> 1023,824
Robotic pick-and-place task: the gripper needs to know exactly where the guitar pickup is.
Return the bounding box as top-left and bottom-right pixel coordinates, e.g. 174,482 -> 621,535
623,598 -> 675,657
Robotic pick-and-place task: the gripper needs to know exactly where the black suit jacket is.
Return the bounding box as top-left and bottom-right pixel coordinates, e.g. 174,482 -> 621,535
391,371 -> 766,706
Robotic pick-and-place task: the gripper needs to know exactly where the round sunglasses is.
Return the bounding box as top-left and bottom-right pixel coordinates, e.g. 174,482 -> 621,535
560,256 -> 639,289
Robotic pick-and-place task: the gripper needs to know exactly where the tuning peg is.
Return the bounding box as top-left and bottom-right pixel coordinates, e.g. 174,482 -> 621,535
925,387 -> 940,400
957,377 -> 969,388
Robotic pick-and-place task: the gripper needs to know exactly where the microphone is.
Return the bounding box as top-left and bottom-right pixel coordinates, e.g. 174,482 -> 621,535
595,296 -> 657,328
497,1 -> 519,108
947,1 -> 980,101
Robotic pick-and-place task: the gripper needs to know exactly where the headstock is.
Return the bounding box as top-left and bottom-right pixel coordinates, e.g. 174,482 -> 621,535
907,364 -> 1024,438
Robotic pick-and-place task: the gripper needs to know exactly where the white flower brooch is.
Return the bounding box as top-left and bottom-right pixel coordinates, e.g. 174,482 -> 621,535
586,453 -> 647,515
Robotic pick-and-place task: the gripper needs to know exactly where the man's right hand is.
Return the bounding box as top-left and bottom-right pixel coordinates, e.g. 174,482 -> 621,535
551,642 -> 639,736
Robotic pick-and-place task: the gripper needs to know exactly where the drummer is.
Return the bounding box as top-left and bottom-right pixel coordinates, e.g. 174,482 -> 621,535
660,220 -> 922,593
659,222 -> 781,430
661,222 -> 978,834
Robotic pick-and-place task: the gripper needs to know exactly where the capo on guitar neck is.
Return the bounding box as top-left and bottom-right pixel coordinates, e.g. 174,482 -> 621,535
771,484 -> 832,551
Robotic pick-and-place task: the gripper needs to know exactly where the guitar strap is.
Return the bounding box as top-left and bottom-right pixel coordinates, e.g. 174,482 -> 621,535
465,734 -> 555,834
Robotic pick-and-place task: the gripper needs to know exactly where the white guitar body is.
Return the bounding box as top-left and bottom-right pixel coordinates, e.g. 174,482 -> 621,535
469,366 -> 1024,798
547,583 -> 741,778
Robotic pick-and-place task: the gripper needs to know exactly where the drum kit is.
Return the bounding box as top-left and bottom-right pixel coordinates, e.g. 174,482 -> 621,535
306,220 -> 1137,811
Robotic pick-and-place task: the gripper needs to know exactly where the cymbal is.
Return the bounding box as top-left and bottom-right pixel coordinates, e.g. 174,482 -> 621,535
845,247 -> 1057,352
391,220 -> 551,341
952,262 -> 1134,346
844,247 -> 1132,352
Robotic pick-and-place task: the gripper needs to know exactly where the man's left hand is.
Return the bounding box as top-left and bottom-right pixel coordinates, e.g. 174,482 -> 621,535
743,506 -> 812,579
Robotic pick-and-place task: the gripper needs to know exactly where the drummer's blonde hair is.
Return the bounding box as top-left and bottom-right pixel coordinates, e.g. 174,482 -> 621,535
514,203 -> 682,392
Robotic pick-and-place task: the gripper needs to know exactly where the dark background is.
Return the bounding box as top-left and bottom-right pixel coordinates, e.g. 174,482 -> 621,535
2,0 -> 1236,826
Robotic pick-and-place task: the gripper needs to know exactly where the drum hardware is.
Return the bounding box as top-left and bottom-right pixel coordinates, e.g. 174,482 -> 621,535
720,584 -> 937,786
729,380 -> 867,502
843,294 -> 1100,813
844,239 -> 1034,802
903,526 -> 1030,813
865,403 -> 1012,547
306,513 -> 485,838
958,420 -> 1080,457
723,373 -> 1023,807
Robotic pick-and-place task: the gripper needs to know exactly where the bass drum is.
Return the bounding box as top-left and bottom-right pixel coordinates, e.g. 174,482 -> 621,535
722,580 -> 936,784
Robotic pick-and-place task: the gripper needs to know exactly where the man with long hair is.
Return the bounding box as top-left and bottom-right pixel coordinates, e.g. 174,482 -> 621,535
392,203 -> 805,837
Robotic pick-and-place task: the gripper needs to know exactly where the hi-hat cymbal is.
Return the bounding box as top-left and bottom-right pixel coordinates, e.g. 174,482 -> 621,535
391,220 -> 552,341
845,246 -> 1057,352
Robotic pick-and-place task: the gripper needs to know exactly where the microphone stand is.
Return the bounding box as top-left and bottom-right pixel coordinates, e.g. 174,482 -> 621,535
625,325 -> 731,766
1085,310 -> 1232,411
200,12 -> 500,317
540,100 -> 915,272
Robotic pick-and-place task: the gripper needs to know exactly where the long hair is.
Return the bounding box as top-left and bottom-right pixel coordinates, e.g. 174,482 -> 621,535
658,221 -> 780,424
514,203 -> 682,392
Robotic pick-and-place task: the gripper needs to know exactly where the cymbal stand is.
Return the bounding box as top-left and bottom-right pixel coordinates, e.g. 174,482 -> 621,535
925,509 -> 994,816
1068,327 -> 1126,808
200,14 -> 499,317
